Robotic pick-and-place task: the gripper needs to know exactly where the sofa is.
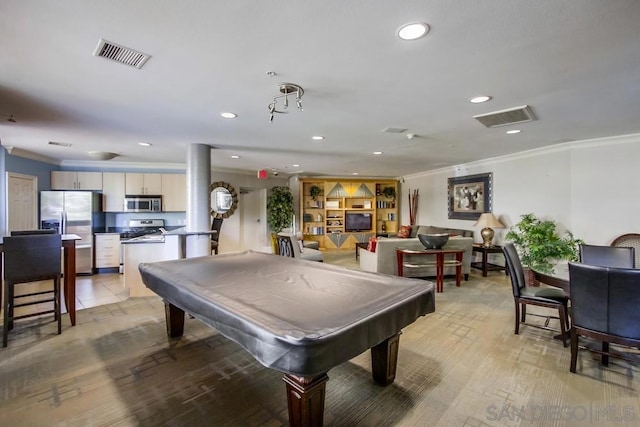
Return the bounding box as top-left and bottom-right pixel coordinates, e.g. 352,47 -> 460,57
359,225 -> 474,280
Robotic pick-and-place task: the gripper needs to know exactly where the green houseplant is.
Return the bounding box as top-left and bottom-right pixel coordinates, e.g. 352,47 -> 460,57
381,186 -> 396,201
505,213 -> 582,274
267,185 -> 294,234
309,185 -> 322,201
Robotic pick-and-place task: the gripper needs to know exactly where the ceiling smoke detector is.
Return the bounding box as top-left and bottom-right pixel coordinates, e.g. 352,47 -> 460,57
473,105 -> 536,128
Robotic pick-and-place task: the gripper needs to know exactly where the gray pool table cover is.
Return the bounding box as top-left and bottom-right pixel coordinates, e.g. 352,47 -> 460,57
139,250 -> 435,376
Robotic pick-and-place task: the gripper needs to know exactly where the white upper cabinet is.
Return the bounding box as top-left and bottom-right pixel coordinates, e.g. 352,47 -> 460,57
102,172 -> 126,212
125,173 -> 162,195
161,173 -> 187,211
51,171 -> 103,190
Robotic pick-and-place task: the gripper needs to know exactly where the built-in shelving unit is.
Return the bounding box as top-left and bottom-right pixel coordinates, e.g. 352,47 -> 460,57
300,178 -> 398,250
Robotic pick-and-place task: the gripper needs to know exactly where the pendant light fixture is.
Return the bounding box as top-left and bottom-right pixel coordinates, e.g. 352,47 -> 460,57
268,83 -> 304,123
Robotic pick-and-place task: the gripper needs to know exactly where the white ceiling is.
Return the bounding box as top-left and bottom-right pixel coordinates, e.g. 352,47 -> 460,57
1,1 -> 639,178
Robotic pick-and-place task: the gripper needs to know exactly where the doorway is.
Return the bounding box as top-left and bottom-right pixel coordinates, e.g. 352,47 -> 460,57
6,172 -> 38,232
239,188 -> 268,252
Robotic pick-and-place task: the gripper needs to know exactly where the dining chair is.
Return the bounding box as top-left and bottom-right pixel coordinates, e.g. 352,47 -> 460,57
579,244 -> 635,268
502,243 -> 570,346
3,233 -> 62,347
610,233 -> 640,269
210,217 -> 223,255
568,262 -> 640,372
275,233 -> 323,262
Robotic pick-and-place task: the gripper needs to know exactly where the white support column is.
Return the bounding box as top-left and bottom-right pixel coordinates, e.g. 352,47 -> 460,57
186,143 -> 211,257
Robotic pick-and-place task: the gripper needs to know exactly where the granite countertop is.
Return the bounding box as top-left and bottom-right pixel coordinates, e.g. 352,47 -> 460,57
162,227 -> 216,236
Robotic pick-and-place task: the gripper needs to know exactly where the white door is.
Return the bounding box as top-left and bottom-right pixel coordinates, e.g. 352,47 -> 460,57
240,189 -> 268,252
6,172 -> 38,232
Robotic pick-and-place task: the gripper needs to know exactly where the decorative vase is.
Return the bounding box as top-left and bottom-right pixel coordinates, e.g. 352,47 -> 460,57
523,267 -> 539,287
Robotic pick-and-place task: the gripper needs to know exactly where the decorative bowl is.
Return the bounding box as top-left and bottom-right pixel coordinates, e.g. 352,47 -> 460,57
417,233 -> 449,249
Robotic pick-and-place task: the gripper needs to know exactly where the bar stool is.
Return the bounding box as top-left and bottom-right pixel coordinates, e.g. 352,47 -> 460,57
3,234 -> 62,347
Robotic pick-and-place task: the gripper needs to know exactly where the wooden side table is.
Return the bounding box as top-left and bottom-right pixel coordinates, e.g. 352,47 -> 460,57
471,244 -> 507,277
396,248 -> 464,293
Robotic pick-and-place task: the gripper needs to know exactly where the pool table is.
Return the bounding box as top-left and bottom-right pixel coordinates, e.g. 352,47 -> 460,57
139,251 -> 435,426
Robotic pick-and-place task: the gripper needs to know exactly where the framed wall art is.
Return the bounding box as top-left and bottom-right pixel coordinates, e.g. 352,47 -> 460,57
447,172 -> 493,220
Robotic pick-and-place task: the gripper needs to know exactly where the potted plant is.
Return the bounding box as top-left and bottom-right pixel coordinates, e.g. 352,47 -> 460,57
267,186 -> 294,252
309,185 -> 322,201
505,213 -> 582,276
381,186 -> 396,201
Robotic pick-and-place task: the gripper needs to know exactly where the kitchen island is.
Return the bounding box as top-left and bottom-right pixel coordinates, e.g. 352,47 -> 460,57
122,229 -> 216,297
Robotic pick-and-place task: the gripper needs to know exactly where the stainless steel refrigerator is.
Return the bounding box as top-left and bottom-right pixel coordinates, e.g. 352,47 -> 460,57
40,191 -> 105,274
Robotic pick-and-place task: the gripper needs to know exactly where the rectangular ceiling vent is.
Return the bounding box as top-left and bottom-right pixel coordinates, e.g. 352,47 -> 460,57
473,105 -> 536,128
93,38 -> 151,69
48,141 -> 72,147
381,127 -> 408,133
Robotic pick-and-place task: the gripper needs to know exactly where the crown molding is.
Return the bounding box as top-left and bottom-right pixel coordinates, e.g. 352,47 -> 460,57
403,132 -> 640,180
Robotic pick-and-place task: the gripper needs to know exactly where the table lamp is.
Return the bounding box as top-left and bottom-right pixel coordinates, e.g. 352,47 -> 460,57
474,213 -> 505,247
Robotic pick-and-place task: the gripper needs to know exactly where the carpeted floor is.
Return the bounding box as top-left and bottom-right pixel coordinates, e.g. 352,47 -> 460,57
1,253 -> 639,426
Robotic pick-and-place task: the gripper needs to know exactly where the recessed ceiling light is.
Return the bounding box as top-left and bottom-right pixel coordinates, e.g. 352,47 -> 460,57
397,22 -> 429,41
220,112 -> 237,119
352,172 -> 359,176
292,164 -> 300,167
312,136 -> 324,140
373,151 -> 383,155
230,155 -> 240,159
469,96 -> 492,104
506,129 -> 522,134
138,142 -> 152,147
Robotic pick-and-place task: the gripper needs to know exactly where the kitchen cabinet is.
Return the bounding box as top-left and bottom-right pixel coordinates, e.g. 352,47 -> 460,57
51,171 -> 103,190
102,172 -> 126,212
125,173 -> 162,195
95,233 -> 121,268
161,173 -> 186,211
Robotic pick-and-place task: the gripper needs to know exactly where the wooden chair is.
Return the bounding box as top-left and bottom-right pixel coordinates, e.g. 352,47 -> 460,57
502,243 -> 570,346
3,234 -> 62,347
610,233 -> 640,269
568,262 -> 640,372
210,218 -> 223,255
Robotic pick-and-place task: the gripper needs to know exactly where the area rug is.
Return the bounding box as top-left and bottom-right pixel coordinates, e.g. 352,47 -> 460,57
0,295 -> 443,426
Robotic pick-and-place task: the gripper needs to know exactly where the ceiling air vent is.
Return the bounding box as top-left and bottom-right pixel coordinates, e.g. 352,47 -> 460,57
93,39 -> 151,69
473,105 -> 536,128
48,141 -> 72,147
381,127 -> 408,134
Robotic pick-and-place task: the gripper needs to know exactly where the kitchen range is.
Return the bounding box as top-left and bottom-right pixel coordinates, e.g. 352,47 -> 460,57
119,219 -> 166,242
118,219 -> 167,273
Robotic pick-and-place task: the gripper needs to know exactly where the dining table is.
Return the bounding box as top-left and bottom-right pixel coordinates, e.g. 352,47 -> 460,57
0,233 -> 81,326
532,262 -> 570,295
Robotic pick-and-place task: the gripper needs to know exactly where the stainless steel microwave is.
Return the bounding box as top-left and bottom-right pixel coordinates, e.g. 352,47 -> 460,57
124,196 -> 162,212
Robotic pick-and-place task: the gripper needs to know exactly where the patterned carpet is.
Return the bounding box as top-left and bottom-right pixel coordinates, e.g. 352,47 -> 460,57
1,253 -> 639,426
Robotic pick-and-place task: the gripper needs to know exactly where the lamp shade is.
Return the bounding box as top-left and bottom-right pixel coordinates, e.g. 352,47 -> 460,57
87,151 -> 119,160
474,213 -> 504,228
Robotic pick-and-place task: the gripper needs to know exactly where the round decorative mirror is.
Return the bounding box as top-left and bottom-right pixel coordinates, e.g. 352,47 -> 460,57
209,181 -> 238,218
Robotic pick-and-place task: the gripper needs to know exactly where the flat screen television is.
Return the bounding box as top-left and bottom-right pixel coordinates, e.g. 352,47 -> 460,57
345,212 -> 372,232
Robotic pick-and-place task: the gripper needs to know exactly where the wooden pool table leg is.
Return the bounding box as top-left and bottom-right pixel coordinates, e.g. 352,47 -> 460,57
371,333 -> 400,386
164,302 -> 185,338
283,373 -> 329,427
